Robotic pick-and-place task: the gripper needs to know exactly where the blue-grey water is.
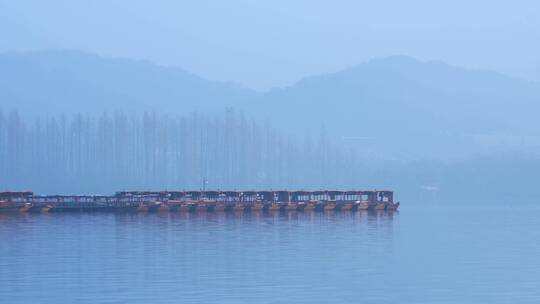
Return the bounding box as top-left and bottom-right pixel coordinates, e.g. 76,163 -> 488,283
1,201 -> 540,303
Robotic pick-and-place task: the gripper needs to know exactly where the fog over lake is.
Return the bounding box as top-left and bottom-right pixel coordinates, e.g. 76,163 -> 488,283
1,1 -> 540,303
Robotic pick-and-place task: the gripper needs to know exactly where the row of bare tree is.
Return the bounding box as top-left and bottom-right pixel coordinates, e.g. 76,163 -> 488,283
0,108 -> 361,194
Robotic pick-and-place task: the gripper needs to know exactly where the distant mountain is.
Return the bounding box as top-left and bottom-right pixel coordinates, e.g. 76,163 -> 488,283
2,51 -> 540,159
0,50 -> 256,115
253,56 -> 540,159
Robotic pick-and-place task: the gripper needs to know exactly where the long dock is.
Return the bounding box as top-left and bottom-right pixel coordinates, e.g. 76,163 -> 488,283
0,190 -> 399,213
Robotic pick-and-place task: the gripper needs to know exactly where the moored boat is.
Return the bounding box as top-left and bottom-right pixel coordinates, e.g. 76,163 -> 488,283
386,201 -> 400,211
286,202 -> 298,211
0,200 -> 15,212
324,202 -> 336,211
251,202 -> 264,211
232,203 -> 246,212
268,203 -> 280,212
340,202 -> 353,211
0,201 -> 31,212
137,203 -> 149,212
179,203 -> 192,212
40,205 -> 52,213
156,202 -> 170,212
375,202 -> 386,210
0,190 -> 400,214
357,201 -> 370,210
28,204 -> 51,213
213,202 -> 226,212
301,202 -> 316,212
195,202 -> 208,212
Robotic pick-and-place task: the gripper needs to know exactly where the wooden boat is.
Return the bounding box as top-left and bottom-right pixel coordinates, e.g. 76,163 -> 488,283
213,202 -> 226,212
232,203 -> 246,212
268,203 -> 280,212
0,201 -> 33,213
251,202 -> 264,211
195,202 -> 208,212
28,205 -> 51,213
375,202 -> 386,210
340,202 -> 353,211
324,202 -> 336,211
167,201 -> 182,212
0,200 -> 21,212
136,203 -> 149,212
286,202 -> 298,211
0,190 -> 401,214
146,202 -> 160,212
19,203 -> 31,212
178,203 -> 191,212
302,202 -> 316,212
41,205 -> 52,213
386,201 -> 400,211
156,203 -> 170,212
296,202 -> 308,211
357,201 -> 370,210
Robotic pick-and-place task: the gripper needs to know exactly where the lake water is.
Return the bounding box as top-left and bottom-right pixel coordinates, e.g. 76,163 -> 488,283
1,201 -> 540,303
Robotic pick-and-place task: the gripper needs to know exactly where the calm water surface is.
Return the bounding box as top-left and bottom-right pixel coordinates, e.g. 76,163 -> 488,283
1,201 -> 540,303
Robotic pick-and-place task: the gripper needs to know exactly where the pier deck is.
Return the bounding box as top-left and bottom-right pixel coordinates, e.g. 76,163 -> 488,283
0,190 -> 399,213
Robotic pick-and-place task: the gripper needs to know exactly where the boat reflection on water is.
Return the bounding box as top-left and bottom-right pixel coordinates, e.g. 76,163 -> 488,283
112,207 -> 398,229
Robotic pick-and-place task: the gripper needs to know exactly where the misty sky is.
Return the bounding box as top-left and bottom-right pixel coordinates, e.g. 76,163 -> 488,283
1,0 -> 539,90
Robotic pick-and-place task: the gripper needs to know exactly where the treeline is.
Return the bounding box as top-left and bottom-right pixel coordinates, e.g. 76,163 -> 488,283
0,108 -> 361,194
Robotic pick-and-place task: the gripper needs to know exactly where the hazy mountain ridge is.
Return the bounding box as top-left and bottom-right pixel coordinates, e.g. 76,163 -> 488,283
255,56 -> 540,159
0,50 -> 257,115
2,51 -> 540,160
264,56 -> 540,134
2,51 -> 540,198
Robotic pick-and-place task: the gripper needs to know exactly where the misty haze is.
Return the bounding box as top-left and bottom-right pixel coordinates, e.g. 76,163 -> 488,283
1,50 -> 539,200
1,1 -> 540,304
